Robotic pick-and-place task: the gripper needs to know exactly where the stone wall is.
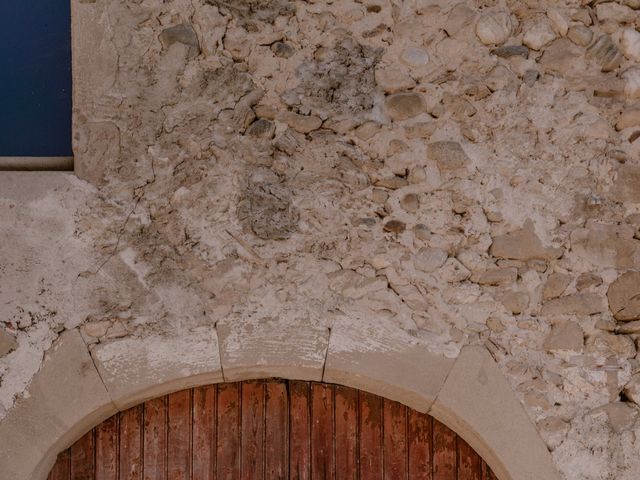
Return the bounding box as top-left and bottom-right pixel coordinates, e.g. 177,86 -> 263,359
2,0 -> 640,478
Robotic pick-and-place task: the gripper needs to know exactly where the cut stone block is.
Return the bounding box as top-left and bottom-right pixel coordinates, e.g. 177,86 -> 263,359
431,346 -> 561,480
91,327 -> 222,409
323,319 -> 455,413
217,318 -> 330,382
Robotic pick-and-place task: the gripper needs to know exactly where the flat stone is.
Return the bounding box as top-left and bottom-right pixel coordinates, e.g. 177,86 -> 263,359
585,333 -> 636,358
91,328 -> 222,409
593,402 -> 638,433
278,112 -> 322,133
437,258 -> 471,283
607,271 -> 640,321
596,2 -> 636,23
324,319 -> 455,413
217,318 -> 330,382
475,12 -> 513,46
492,45 -> 529,58
384,92 -> 427,121
471,267 -> 518,286
620,28 -> 640,62
383,219 -> 406,234
542,273 -> 571,300
612,165 -> 640,204
570,222 -> 640,268
541,293 -> 605,317
0,328 -> 17,357
375,66 -> 416,93
428,141 -> 471,171
327,269 -> 388,299
544,320 -> 584,353
576,272 -> 603,291
0,330 -> 115,480
490,220 -> 564,261
431,346 -> 562,480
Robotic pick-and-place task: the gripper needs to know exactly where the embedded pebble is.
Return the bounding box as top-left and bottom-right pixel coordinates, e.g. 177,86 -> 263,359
383,219 -> 406,233
607,271 -> 640,321
616,108 -> 640,131
272,42 -> 295,58
523,20 -> 557,51
400,47 -> 430,67
622,67 -> 640,99
547,9 -> 569,37
492,45 -> 529,58
475,12 -> 513,46
595,2 -> 636,24
620,28 -> 640,62
384,92 -> 427,121
427,141 -> 471,171
400,193 -> 420,213
567,25 -> 593,46
587,34 -> 623,72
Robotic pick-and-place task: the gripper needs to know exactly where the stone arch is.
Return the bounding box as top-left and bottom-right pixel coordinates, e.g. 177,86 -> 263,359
0,322 -> 561,480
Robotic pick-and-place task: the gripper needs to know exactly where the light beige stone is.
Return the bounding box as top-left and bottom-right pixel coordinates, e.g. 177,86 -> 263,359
428,141 -> 471,171
544,321 -> 584,353
91,329 -> 222,409
541,293 -> 605,317
217,318 -> 329,382
623,373 -> 640,406
431,346 -> 562,480
471,267 -> 518,286
616,108 -> 640,131
523,20 -> 557,50
620,28 -> 640,62
585,333 -> 636,358
475,12 -> 513,46
567,25 -> 593,46
607,271 -> 640,321
0,330 -> 115,480
596,2 -> 636,23
323,320 -> 455,413
414,247 -> 448,273
491,220 -> 564,261
278,112 -> 322,134
543,273 -> 571,300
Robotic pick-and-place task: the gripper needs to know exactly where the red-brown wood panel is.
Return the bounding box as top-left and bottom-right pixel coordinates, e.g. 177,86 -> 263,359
119,405 -> 143,480
241,381 -> 265,480
70,430 -> 94,480
311,383 -> 334,480
289,381 -> 311,480
266,381 -> 288,479
217,382 -> 241,480
192,385 -> 216,480
458,436 -> 483,480
359,390 -> 383,480
48,449 -> 70,480
95,415 -> 118,480
48,379 -> 497,480
143,396 -> 167,480
383,398 -> 407,480
334,385 -> 357,480
433,419 -> 457,480
408,408 -> 432,480
168,389 -> 191,479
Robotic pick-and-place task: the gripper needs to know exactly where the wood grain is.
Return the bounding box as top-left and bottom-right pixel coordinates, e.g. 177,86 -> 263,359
46,380 -> 496,480
334,385 -> 357,480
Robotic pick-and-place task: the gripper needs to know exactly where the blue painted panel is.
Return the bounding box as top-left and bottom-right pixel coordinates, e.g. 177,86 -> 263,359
0,1 -> 72,156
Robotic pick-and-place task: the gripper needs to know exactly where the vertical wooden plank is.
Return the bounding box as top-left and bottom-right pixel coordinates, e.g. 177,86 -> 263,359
95,415 -> 118,480
120,405 -> 143,480
383,399 -> 407,480
193,385 -> 216,480
359,390 -> 383,480
217,382 -> 241,480
265,381 -> 288,480
289,381 -> 311,480
48,450 -> 70,480
334,386 -> 357,480
433,419 -> 456,480
144,396 -> 167,480
168,389 -> 191,479
241,381 -> 265,480
70,429 -> 94,480
311,383 -> 334,480
408,410 -> 432,480
458,436 -> 483,480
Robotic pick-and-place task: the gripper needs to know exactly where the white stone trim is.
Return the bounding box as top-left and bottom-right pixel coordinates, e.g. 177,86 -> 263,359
0,324 -> 561,480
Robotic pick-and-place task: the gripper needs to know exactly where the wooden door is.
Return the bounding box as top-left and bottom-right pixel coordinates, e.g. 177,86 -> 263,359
48,379 -> 497,479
